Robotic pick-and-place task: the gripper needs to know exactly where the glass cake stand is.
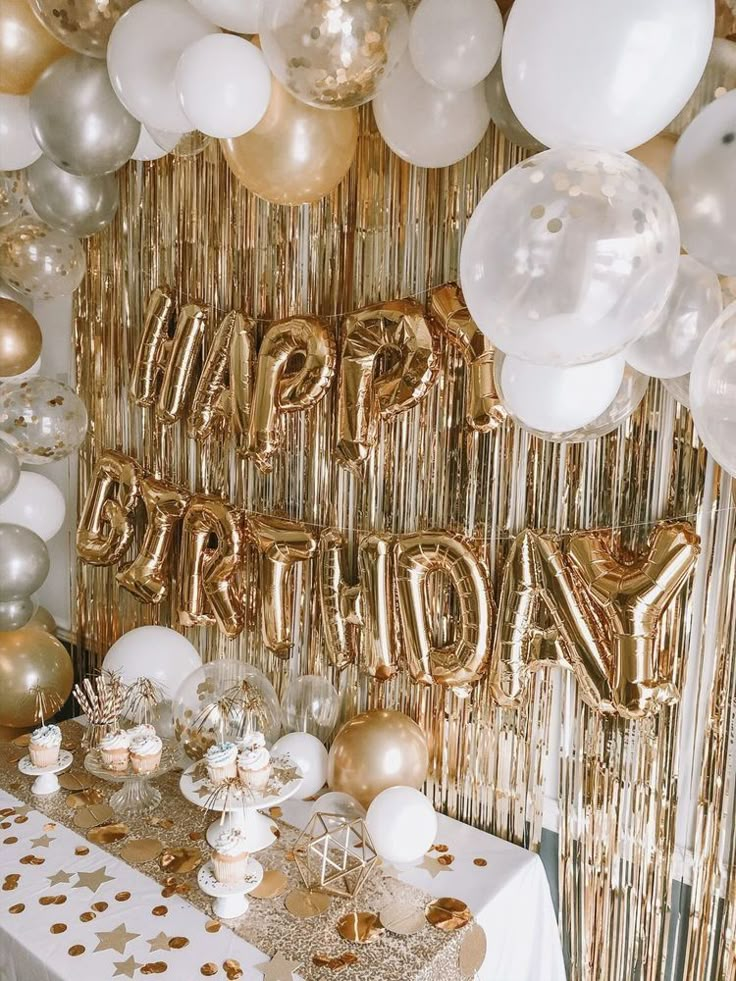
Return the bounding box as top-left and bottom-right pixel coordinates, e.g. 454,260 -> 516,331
179,753 -> 302,849
84,741 -> 176,816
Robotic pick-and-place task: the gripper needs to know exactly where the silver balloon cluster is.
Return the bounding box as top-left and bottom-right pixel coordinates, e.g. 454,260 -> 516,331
0,521 -> 49,631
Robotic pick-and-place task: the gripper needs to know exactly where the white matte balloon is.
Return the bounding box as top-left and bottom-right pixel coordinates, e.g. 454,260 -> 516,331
0,95 -> 42,171
459,147 -> 680,366
187,0 -> 261,33
132,126 -> 181,161
372,57 -> 490,168
626,256 -> 723,379
409,0 -> 502,92
107,0 -> 217,133
690,302 -> 736,476
175,35 -> 271,139
102,625 -> 202,700
500,353 -> 625,433
0,471 -> 65,541
502,0 -> 714,151
669,89 -> 736,276
271,731 -> 328,800
365,786 -> 437,865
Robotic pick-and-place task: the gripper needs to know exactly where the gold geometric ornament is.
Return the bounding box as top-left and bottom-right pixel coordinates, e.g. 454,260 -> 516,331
293,813 -> 378,900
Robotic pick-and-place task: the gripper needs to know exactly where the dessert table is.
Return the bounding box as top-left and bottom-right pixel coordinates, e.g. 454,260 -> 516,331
0,724 -> 566,981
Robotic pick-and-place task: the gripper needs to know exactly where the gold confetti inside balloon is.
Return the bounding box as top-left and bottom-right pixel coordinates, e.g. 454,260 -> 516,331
29,0 -> 139,59
0,376 -> 88,463
259,0 -> 410,109
0,171 -> 29,229
0,219 -> 86,299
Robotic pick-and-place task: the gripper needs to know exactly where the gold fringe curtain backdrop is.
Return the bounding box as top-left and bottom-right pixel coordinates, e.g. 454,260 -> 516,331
73,110 -> 736,981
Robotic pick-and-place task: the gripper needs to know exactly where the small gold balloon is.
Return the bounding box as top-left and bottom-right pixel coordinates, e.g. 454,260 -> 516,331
221,77 -> 358,206
327,709 -> 429,808
28,605 -> 57,634
0,627 -> 73,728
0,298 -> 42,377
0,0 -> 68,95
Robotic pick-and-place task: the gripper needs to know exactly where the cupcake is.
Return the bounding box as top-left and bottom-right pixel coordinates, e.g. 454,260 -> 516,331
99,729 -> 131,771
29,724 -> 61,768
129,731 -> 163,773
237,732 -> 271,792
205,742 -> 238,784
212,829 -> 249,884
127,723 -> 157,742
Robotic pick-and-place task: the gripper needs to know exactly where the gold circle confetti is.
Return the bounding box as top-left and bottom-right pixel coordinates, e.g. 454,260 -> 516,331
201,966 -> 218,977
59,772 -> 94,791
379,901 -> 426,936
74,846 -> 90,856
68,945 -> 85,956
91,901 -> 108,912
74,804 -> 115,830
4,836 -> 18,844
88,822 -> 129,845
459,923 -> 488,978
67,789 -> 105,809
9,903 -> 24,913
425,897 -> 472,932
438,854 -> 455,866
159,847 -> 202,874
169,937 -> 189,950
205,919 -> 221,933
50,923 -> 67,934
115,891 -> 131,902
473,858 -> 487,867
251,870 -> 289,899
121,837 -> 164,863
141,962 -> 168,975
432,844 -> 449,853
80,912 -> 95,923
313,952 -> 359,971
223,960 -> 243,980
284,888 -> 331,918
152,905 -> 168,916
336,911 -> 384,944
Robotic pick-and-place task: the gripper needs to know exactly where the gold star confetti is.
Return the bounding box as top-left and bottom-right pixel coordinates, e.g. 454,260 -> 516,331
113,955 -> 143,978
418,854 -> 454,879
30,834 -> 54,849
74,866 -> 115,893
254,951 -> 302,981
94,922 -> 140,954
48,869 -> 74,886
147,931 -> 172,952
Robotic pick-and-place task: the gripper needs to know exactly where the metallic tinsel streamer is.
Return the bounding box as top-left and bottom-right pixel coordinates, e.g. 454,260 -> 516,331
73,109 -> 736,980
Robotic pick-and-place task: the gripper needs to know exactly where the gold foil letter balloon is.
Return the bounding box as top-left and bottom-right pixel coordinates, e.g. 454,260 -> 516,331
77,451 -> 141,564
189,311 -> 243,441
0,626 -> 73,727
230,314 -> 256,445
221,77 -> 358,206
336,300 -> 439,470
327,709 -> 429,809
0,298 -> 42,376
178,496 -> 245,638
0,0 -> 68,95
429,284 -> 506,432
116,476 -> 190,604
358,533 -> 398,681
318,529 -> 362,671
249,514 -> 318,656
395,532 -> 493,694
242,316 -> 336,472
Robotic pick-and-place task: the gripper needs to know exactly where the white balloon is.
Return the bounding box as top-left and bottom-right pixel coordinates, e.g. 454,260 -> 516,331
309,792 -> 366,822
102,625 -> 202,700
175,35 -> 271,139
372,57 -> 490,168
0,95 -> 42,171
500,353 -> 625,433
409,0 -> 502,93
459,147 -> 680,366
365,786 -> 437,864
107,0 -> 217,133
271,731 -> 328,800
690,301 -> 736,476
626,256 -> 723,379
187,0 -> 261,33
669,89 -> 736,276
132,126 -> 181,161
663,373 -> 690,408
502,0 -> 714,152
0,471 -> 65,541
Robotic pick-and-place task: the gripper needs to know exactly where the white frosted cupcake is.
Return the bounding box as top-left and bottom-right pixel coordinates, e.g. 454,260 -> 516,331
127,723 -> 157,742
99,729 -> 131,771
205,742 -> 238,784
237,732 -> 271,792
29,724 -> 61,768
129,732 -> 163,773
212,829 -> 249,884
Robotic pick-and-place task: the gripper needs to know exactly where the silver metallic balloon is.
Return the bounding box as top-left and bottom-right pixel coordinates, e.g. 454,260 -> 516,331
0,442 -> 19,502
30,53 -> 140,176
0,522 -> 49,599
484,58 -> 544,151
27,156 -> 119,238
0,596 -> 34,631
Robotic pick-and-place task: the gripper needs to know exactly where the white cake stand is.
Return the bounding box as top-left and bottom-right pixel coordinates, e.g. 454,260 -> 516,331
18,750 -> 73,796
179,754 -> 302,850
197,859 -> 263,919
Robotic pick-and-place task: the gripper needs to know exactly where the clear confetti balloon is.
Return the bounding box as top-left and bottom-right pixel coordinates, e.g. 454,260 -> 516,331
0,376 -> 88,463
29,0 -> 138,59
260,0 -> 409,109
0,171 -> 29,229
26,156 -> 119,238
282,674 -> 340,742
0,219 -> 86,299
690,302 -> 736,476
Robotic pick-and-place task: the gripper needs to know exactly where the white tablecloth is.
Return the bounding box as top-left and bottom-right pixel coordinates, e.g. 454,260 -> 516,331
0,785 -> 565,981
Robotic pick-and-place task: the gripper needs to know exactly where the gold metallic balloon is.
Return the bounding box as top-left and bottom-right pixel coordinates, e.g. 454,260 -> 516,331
629,134 -> 677,186
28,605 -> 57,633
29,0 -> 138,59
0,0 -> 68,95
0,297 -> 42,376
76,450 -> 141,564
221,77 -> 358,206
189,311 -> 241,441
327,709 -> 429,808
0,625 -> 73,728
